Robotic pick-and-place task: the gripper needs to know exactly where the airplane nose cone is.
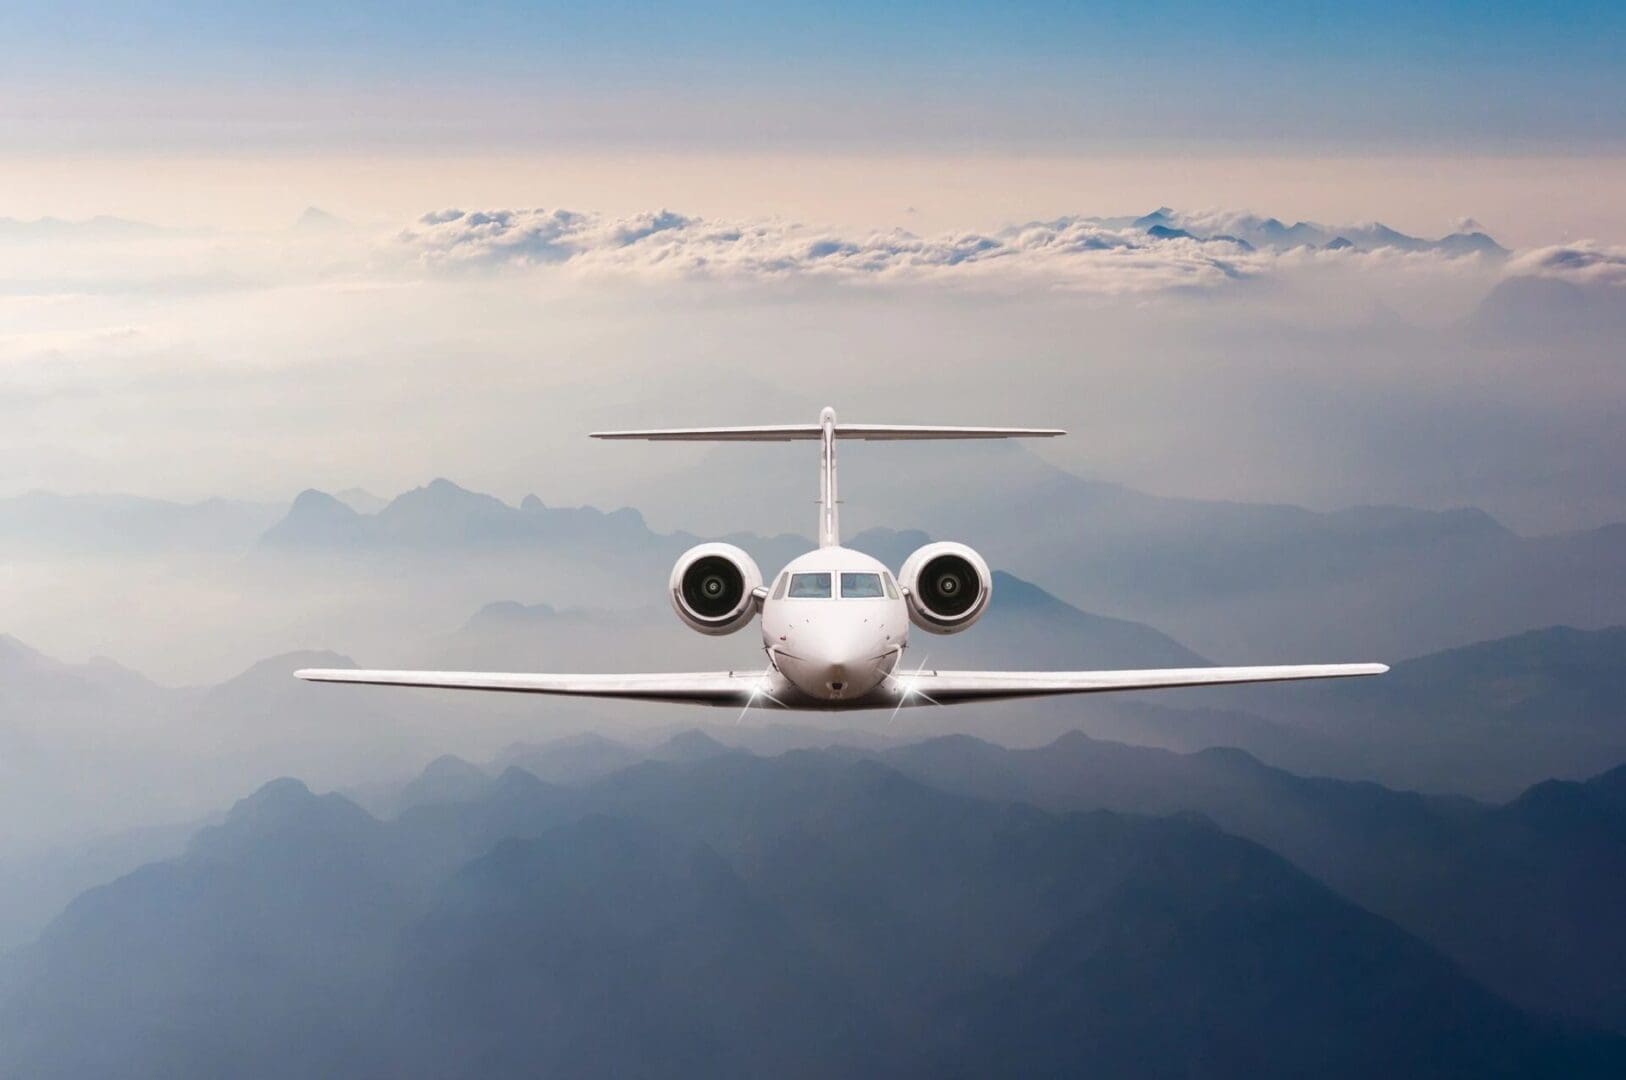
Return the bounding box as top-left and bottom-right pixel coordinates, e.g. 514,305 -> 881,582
781,620 -> 890,701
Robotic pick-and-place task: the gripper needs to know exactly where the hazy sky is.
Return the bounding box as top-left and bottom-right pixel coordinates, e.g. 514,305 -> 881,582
1,0 -> 1623,531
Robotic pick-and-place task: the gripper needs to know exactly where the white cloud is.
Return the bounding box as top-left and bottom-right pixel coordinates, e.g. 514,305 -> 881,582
393,207 -> 1278,294
389,205 -> 1524,296
1504,242 -> 1626,288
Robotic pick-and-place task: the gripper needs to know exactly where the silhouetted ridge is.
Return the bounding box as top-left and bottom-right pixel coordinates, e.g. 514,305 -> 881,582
5,744 -> 1625,1077
654,729 -> 732,762
260,489 -> 368,547
399,755 -> 490,810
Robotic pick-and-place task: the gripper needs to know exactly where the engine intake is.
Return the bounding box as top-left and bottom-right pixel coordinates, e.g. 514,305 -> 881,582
898,541 -> 991,634
670,543 -> 763,635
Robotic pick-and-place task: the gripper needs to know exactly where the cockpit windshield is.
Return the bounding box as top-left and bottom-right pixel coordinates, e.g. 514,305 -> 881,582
787,572 -> 833,598
839,572 -> 885,598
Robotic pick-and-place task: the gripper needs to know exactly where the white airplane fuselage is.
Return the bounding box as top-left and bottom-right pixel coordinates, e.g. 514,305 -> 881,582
759,546 -> 908,706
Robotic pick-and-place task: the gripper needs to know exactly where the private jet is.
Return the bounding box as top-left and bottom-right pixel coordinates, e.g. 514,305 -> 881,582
296,408 -> 1386,709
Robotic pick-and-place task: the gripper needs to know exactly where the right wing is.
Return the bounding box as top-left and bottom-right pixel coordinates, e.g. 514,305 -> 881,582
294,668 -> 764,707
899,663 -> 1387,705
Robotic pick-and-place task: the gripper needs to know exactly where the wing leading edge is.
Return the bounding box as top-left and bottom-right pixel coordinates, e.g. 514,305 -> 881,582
296,662 -> 1386,709
294,668 -> 764,706
588,424 -> 1064,442
896,663 -> 1388,705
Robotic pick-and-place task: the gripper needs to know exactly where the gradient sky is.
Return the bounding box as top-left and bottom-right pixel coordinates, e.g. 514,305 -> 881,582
3,1 -> 1623,154
0,0 -> 1622,536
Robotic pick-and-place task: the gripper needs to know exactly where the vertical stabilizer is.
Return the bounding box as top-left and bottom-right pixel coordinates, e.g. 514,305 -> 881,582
818,406 -> 839,548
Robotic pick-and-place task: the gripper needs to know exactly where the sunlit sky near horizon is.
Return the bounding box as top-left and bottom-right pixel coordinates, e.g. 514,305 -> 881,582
2,2 -> 1623,241
1,0 -> 1623,533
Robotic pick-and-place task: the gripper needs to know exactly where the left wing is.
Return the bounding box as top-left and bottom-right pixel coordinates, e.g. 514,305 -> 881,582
896,663 -> 1387,705
294,668 -> 763,707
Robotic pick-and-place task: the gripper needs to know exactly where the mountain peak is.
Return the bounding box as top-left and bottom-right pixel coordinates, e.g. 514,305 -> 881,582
398,755 -> 491,810
190,777 -> 379,858
333,487 -> 388,514
654,729 -> 731,762
232,776 -> 316,815
260,489 -> 370,548
1146,224 -> 1195,240
0,631 -> 53,671
292,206 -> 347,232
467,599 -> 560,626
210,650 -> 357,697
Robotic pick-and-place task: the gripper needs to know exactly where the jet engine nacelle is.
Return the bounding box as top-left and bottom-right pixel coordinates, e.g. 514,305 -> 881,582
898,541 -> 992,634
669,542 -> 763,635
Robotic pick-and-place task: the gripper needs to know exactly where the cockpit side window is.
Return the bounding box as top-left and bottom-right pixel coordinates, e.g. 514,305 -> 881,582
787,572 -> 833,598
839,572 -> 885,598
881,572 -> 900,600
771,572 -> 789,600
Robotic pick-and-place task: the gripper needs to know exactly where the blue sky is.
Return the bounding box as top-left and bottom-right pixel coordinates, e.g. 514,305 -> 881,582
3,1 -> 1623,152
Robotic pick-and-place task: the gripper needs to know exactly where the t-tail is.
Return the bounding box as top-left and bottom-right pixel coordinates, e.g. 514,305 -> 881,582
591,406 -> 1066,547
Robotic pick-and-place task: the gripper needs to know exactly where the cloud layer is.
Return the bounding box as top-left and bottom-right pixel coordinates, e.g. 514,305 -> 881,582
394,206 -> 1524,295
1505,241 -> 1626,288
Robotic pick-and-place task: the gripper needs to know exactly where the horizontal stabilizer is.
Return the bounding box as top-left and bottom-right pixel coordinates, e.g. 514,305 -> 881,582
591,423 -> 1064,441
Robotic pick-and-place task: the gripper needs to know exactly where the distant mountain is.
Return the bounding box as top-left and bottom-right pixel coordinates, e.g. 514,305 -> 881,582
1130,210 -> 1510,256
880,730 -> 1626,1035
1467,274 -> 1626,342
1434,230 -> 1508,256
0,491 -> 282,554
0,779 -> 417,1078
0,215 -> 181,241
261,478 -> 659,552
259,489 -> 371,547
0,633 -> 165,707
257,478 -> 811,584
0,819 -> 197,955
19,450 -> 1626,669
493,732 -> 647,786
0,635 -> 196,872
959,568 -> 1206,668
4,752 -> 1619,1077
395,754 -> 490,810
428,595 -> 767,673
290,206 -> 349,233
1242,625 -> 1626,797
333,486 -> 389,514
372,724 -> 1626,1036
629,439 -> 1626,661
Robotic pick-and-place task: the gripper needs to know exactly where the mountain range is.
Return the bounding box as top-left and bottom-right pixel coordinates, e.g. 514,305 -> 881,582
8,451 -> 1626,667
4,742 -> 1622,1078
623,441 -> 1626,660
1119,208 -> 1510,257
